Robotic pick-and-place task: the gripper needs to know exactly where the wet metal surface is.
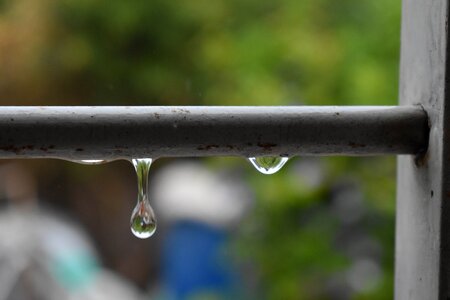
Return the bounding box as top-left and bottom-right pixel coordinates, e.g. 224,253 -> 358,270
0,106 -> 428,159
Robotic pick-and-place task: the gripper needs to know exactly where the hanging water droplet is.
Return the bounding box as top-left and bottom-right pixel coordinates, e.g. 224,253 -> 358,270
248,156 -> 289,175
130,158 -> 157,239
130,198 -> 157,239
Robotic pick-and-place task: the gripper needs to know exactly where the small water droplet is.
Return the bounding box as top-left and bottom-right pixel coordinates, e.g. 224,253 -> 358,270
76,159 -> 107,165
248,156 -> 289,175
130,158 -> 157,238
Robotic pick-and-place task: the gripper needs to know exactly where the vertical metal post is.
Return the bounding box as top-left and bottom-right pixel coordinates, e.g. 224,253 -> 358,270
395,0 -> 450,299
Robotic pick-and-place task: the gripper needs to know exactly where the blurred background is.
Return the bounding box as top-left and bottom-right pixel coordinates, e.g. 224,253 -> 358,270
0,0 -> 400,299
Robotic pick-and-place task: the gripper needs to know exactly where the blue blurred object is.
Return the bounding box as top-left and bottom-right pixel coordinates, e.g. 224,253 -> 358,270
162,221 -> 235,300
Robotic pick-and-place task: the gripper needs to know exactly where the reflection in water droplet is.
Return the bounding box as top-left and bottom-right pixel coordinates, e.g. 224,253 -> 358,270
130,158 -> 157,238
130,199 -> 157,239
248,156 -> 289,175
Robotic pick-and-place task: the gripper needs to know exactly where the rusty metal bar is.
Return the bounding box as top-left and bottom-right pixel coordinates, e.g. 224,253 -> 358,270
0,106 -> 428,160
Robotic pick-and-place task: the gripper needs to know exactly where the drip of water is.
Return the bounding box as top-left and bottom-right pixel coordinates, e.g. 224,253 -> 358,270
130,158 -> 157,239
248,156 -> 289,175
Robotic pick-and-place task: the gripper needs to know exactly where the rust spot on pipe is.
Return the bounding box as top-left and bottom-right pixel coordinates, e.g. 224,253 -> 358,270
0,144 -> 35,154
414,149 -> 428,167
348,142 -> 366,148
197,144 -> 219,150
39,145 -> 56,151
257,142 -> 277,151
172,108 -> 191,114
0,145 -> 20,153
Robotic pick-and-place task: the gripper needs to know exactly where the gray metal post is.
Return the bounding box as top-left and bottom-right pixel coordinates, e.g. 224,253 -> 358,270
395,0 -> 450,299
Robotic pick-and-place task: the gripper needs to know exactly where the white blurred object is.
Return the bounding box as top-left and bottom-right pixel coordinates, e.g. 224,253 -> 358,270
68,270 -> 144,300
0,162 -> 143,300
291,158 -> 325,188
0,209 -> 143,300
152,162 -> 253,228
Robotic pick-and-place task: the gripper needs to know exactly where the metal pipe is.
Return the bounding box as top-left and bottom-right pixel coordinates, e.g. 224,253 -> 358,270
0,106 -> 428,159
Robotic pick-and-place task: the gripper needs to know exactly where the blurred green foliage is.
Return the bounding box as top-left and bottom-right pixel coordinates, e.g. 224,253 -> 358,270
233,155 -> 396,299
46,0 -> 400,106
0,0 -> 401,298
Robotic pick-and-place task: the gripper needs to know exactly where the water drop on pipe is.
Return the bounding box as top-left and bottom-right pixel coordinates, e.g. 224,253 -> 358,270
248,156 -> 289,175
130,158 -> 157,238
77,160 -> 107,165
69,159 -> 110,165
